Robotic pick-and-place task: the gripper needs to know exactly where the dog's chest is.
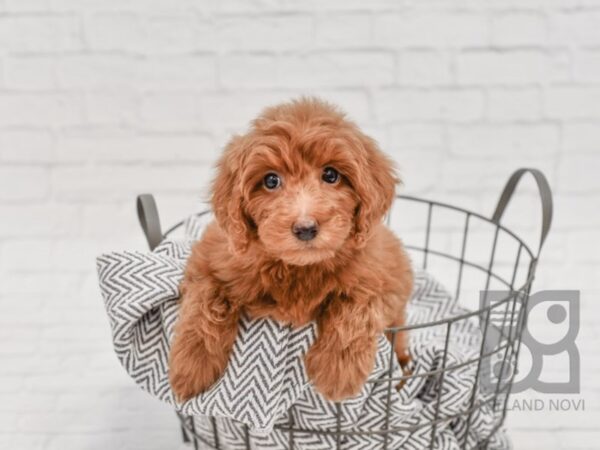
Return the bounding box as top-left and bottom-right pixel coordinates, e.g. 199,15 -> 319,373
243,267 -> 335,327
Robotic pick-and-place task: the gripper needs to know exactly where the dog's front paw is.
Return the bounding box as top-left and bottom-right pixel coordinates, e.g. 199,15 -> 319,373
169,338 -> 228,402
305,338 -> 377,402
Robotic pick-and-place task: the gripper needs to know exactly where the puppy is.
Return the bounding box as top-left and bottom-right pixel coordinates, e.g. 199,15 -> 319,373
169,98 -> 413,402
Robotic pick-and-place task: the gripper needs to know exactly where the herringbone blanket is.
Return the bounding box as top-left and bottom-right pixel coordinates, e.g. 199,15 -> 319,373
97,215 -> 511,449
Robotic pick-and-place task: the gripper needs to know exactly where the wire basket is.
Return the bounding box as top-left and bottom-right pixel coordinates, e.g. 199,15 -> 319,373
136,168 -> 553,450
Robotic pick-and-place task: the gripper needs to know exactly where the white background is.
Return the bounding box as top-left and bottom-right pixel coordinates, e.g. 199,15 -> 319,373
0,0 -> 599,449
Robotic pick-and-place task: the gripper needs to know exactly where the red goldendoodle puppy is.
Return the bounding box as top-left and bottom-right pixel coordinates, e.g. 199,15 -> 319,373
169,97 -> 413,402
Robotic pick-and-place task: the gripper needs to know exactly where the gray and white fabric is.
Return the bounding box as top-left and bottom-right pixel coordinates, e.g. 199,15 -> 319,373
97,215 -> 511,450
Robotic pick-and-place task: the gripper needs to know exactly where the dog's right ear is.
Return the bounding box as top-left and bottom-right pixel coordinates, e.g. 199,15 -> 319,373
211,136 -> 254,255
348,130 -> 398,248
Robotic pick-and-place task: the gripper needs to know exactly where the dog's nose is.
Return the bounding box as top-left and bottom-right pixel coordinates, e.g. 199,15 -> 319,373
292,219 -> 319,241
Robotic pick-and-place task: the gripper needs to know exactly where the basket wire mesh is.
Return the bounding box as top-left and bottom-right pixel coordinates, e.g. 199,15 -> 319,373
137,168 -> 553,450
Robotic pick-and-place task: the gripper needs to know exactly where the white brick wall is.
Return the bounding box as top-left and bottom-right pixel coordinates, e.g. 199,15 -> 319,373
0,1 -> 598,449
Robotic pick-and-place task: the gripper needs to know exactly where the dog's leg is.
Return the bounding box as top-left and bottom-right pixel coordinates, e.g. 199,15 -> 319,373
385,260 -> 414,379
386,306 -> 411,370
395,329 -> 411,368
169,278 -> 239,402
386,309 -> 412,389
305,296 -> 382,401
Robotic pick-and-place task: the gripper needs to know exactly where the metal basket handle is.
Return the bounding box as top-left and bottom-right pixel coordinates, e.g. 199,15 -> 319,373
491,168 -> 553,258
137,193 -> 163,251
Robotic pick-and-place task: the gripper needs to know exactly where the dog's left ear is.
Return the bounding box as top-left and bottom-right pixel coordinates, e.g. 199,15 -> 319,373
211,136 -> 255,254
351,132 -> 398,247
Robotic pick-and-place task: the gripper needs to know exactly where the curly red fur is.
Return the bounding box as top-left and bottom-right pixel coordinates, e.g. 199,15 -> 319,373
169,98 -> 413,402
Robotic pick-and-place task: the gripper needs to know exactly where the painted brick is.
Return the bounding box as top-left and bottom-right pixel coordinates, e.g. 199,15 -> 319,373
0,205 -> 80,237
0,130 -> 55,163
487,88 -> 541,121
50,166 -> 212,201
549,11 -> 600,46
314,13 -> 371,48
0,15 -> 81,52
491,12 -> 547,47
557,154 -> 600,192
574,50 -> 600,83
374,89 -> 485,123
397,51 -> 453,86
57,55 -> 216,90
448,124 -> 560,157
4,56 -> 58,90
459,50 -> 568,85
220,54 -> 278,89
86,12 -> 214,53
389,124 -> 446,151
216,15 -> 313,52
544,87 -> 600,119
139,92 -> 201,131
83,91 -> 138,126
0,93 -> 84,127
563,123 -> 600,153
374,13 -> 489,48
57,133 -> 215,163
0,167 -> 49,201
277,52 -> 395,88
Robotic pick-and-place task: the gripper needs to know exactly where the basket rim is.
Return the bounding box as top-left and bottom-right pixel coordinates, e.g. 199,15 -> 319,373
161,194 -> 537,333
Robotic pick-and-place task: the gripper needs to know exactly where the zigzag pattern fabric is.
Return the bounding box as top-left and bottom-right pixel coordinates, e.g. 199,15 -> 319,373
97,216 -> 511,449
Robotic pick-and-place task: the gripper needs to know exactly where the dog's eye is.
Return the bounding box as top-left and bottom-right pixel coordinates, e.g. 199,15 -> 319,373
263,173 -> 281,190
322,167 -> 340,184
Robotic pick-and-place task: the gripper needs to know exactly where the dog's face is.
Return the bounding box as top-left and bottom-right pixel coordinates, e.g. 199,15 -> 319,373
242,152 -> 360,266
212,98 -> 397,266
